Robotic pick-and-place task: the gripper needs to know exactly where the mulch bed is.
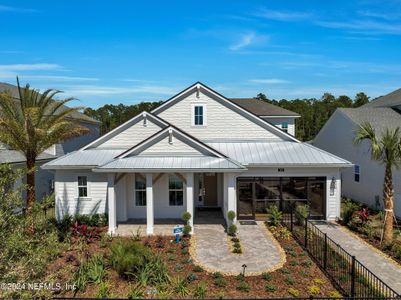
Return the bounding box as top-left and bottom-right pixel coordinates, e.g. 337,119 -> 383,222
47,228 -> 340,299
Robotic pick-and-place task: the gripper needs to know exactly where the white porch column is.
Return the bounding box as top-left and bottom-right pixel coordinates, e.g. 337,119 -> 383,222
146,173 -> 154,235
186,173 -> 194,233
225,173 -> 237,223
107,173 -> 117,235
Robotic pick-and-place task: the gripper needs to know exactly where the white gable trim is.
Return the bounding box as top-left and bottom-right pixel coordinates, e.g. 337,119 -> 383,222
152,82 -> 300,143
81,112 -> 169,150
117,126 -> 227,159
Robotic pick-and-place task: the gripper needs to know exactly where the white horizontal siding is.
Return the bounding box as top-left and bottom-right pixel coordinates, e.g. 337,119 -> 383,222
55,170 -> 108,219
140,136 -> 200,155
158,91 -> 283,141
97,118 -> 161,149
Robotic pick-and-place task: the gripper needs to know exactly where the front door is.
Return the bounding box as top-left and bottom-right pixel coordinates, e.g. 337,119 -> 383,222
237,180 -> 254,219
203,173 -> 218,206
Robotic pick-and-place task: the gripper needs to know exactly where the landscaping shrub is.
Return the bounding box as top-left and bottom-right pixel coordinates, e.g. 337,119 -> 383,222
227,210 -> 236,223
181,247 -> 189,255
186,272 -> 197,283
214,277 -> 227,287
341,198 -> 361,224
70,221 -> 101,243
73,255 -> 106,292
193,282 -> 207,299
96,282 -> 111,298
295,204 -> 309,225
183,224 -> 192,236
233,247 -> 242,254
109,239 -> 152,278
261,272 -> 272,281
265,284 -> 276,292
127,283 -> 145,299
270,225 -> 291,239
212,272 -> 223,279
193,265 -> 203,272
236,280 -> 250,292
284,275 -> 295,285
231,237 -> 239,243
228,224 -> 237,236
182,212 -> 192,223
288,288 -> 300,297
171,277 -> 190,297
267,205 -> 282,226
308,285 -> 321,295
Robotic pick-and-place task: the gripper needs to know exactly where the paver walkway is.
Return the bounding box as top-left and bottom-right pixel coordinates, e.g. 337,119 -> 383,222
192,222 -> 285,275
314,222 -> 401,295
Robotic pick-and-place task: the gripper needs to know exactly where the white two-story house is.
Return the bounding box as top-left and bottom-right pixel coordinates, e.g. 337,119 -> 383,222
43,82 -> 351,234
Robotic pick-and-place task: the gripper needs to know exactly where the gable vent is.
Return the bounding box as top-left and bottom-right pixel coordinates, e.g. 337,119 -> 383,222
142,112 -> 147,127
168,129 -> 173,144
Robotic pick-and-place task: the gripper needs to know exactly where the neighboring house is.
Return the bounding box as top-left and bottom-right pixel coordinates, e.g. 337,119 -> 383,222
313,88 -> 401,218
43,82 -> 351,234
230,98 -> 300,136
0,82 -> 101,200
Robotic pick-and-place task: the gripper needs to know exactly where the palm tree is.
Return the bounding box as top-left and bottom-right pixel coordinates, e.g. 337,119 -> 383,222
354,122 -> 401,243
0,78 -> 89,220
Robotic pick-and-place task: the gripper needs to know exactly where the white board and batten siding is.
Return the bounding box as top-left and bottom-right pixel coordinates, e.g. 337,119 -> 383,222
157,91 -> 284,141
96,118 -> 162,149
139,136 -> 201,155
54,170 -> 108,220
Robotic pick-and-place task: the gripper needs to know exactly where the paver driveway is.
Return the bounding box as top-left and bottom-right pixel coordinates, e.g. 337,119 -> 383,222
191,221 -> 285,275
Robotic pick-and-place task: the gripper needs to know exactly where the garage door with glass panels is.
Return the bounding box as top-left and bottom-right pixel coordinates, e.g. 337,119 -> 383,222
237,177 -> 326,220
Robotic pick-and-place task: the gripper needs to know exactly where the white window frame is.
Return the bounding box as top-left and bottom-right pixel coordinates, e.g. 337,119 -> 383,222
77,175 -> 90,199
169,175 -> 184,206
191,103 -> 207,127
135,176 -> 146,206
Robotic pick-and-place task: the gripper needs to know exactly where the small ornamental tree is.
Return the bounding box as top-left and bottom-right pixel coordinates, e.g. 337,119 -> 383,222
181,212 -> 192,236
227,210 -> 236,224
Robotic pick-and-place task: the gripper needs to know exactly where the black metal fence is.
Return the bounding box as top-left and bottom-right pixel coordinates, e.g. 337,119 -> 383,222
282,204 -> 400,299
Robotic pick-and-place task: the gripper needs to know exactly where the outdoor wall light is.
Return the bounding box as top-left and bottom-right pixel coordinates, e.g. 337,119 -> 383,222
330,177 -> 336,196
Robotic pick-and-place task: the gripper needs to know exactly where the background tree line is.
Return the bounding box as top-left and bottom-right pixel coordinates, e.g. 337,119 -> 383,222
84,92 -> 370,141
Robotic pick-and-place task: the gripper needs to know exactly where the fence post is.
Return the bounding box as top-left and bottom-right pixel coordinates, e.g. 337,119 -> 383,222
304,218 -> 308,248
351,255 -> 356,298
323,233 -> 327,270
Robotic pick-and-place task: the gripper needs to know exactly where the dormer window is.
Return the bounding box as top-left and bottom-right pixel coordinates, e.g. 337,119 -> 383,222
281,122 -> 288,132
192,104 -> 206,126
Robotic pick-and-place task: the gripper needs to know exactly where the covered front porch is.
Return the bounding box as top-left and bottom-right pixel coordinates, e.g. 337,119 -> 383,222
105,172 -> 238,235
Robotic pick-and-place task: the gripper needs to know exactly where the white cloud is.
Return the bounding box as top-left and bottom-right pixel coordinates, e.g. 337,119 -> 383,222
229,33 -> 256,51
256,9 -> 312,22
316,19 -> 401,35
62,84 -> 177,96
0,5 -> 36,13
249,78 -> 289,84
0,63 -> 61,72
20,75 -> 99,81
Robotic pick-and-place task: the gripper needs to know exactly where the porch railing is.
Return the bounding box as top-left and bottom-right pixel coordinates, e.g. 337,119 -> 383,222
282,204 -> 400,299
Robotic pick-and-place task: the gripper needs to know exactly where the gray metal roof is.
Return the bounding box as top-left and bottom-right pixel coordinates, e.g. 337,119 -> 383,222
0,150 -> 57,164
339,107 -> 401,137
42,149 -> 124,168
363,88 -> 401,108
0,82 -> 100,124
94,156 -> 245,172
230,98 -> 300,117
206,141 -> 351,166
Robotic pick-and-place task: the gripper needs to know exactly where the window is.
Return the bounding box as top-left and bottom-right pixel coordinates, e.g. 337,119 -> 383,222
194,105 -> 204,126
78,176 -> 88,197
354,165 -> 360,182
281,122 -> 288,132
169,175 -> 183,206
135,176 -> 146,206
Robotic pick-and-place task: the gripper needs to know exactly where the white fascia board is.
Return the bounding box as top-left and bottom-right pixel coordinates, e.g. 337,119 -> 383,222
246,163 -> 353,168
260,115 -> 301,118
92,167 -> 246,173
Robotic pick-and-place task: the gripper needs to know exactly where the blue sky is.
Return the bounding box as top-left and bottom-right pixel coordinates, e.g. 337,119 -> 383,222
1,0 -> 401,108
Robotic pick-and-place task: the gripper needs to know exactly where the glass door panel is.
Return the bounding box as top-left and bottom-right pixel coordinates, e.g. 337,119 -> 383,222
237,181 -> 254,219
308,180 -> 325,217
